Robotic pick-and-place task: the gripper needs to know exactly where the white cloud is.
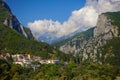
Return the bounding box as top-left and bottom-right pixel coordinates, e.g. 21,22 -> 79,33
28,0 -> 120,43
28,20 -> 62,39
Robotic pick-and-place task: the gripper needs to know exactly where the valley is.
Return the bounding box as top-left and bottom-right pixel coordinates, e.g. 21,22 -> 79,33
0,0 -> 120,80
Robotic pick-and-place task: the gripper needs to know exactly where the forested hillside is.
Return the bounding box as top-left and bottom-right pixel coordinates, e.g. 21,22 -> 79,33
0,0 -> 120,80
0,0 -> 74,61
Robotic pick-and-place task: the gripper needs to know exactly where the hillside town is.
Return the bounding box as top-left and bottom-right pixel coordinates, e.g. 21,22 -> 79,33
0,53 -> 60,70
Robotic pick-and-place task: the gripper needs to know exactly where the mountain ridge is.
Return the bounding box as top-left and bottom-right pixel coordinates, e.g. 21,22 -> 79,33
79,12 -> 120,64
0,0 -> 34,40
52,27 -> 94,54
0,1 -> 120,79
0,0 -> 75,61
53,11 -> 120,65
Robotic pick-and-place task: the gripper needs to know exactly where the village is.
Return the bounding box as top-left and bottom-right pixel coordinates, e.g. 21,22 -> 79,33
0,53 -> 60,70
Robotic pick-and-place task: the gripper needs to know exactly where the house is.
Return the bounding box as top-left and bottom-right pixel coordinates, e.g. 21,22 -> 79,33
47,60 -> 60,64
40,60 -> 48,64
13,61 -> 24,66
12,54 -> 24,61
23,59 -> 33,67
39,60 -> 60,64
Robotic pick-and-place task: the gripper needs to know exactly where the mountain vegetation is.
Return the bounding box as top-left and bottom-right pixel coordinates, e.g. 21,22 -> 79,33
106,12 -> 120,27
101,37 -> 120,66
52,11 -> 120,79
0,0 -> 75,61
0,0 -> 120,80
0,24 -> 72,60
1,59 -> 120,80
0,0 -> 34,40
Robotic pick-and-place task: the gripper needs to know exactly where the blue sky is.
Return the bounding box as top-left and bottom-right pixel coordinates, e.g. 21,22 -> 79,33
5,0 -> 85,26
4,0 -> 120,43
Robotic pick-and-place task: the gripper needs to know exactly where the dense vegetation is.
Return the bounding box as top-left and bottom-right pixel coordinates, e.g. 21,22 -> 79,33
1,59 -> 120,80
0,7 -> 10,23
0,23 -> 77,61
105,12 -> 120,27
0,0 -> 120,80
101,37 -> 120,66
105,12 -> 120,34
0,2 -> 75,61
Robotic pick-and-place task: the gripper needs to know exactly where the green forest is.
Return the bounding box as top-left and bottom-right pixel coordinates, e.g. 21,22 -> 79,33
1,59 -> 120,80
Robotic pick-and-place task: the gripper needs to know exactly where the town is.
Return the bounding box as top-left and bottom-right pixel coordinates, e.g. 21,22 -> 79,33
0,53 -> 60,70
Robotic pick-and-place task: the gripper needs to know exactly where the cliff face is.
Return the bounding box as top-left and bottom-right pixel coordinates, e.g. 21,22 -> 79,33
53,28 -> 94,54
78,12 -> 120,64
54,12 -> 120,65
0,0 -> 34,40
55,13 -> 119,55
94,14 -> 119,37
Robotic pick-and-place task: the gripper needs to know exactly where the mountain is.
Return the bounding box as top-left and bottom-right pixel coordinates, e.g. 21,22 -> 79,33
38,31 -> 78,44
0,0 -> 74,61
51,30 -> 85,44
53,11 -> 120,65
78,12 -> 120,65
0,0 -> 34,40
0,1 -> 120,79
52,27 -> 94,54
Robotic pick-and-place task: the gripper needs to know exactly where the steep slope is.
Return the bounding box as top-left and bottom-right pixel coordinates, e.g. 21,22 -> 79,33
77,12 -> 120,65
0,0 -> 74,61
0,0 -> 34,40
53,11 -> 120,65
53,28 -> 94,54
0,23 -> 72,60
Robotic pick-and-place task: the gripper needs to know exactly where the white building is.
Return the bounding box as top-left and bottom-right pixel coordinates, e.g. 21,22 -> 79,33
13,61 -> 24,66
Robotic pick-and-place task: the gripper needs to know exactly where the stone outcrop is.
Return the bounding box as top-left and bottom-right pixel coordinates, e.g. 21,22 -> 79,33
55,12 -> 120,64
57,28 -> 94,54
94,14 -> 119,37
0,0 -> 34,40
78,12 -> 120,63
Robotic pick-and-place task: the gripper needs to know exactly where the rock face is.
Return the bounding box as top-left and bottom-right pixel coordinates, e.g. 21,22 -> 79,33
3,15 -> 34,39
94,14 -> 119,37
54,12 -> 120,64
54,28 -> 94,54
0,0 -> 34,40
78,12 -> 120,63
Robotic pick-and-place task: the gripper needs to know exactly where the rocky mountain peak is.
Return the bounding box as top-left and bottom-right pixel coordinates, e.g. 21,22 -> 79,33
0,0 -> 34,40
0,0 -> 11,12
79,12 -> 120,63
53,11 -> 120,65
94,13 -> 119,37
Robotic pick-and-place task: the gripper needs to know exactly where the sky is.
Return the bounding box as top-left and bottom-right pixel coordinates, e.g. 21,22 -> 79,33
4,0 -> 85,26
4,0 -> 120,43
